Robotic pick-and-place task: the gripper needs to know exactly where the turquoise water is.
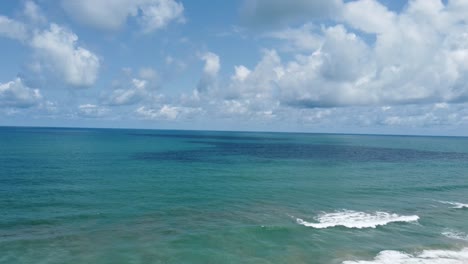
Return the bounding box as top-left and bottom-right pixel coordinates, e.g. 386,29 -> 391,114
1,127 -> 468,263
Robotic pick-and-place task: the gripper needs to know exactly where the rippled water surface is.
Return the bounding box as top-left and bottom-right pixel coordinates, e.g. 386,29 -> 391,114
1,127 -> 468,263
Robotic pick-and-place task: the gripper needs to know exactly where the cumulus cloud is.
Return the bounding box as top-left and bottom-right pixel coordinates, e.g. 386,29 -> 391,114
241,0 -> 468,108
31,24 -> 100,87
197,52 -> 220,93
226,49 -> 282,100
201,52 -> 220,77
232,65 -> 251,82
0,78 -> 42,108
0,3 -> 99,88
61,0 -> 184,33
138,0 -> 185,33
342,0 -> 396,34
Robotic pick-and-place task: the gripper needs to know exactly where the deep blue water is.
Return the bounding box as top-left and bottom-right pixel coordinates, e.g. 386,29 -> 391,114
1,127 -> 468,263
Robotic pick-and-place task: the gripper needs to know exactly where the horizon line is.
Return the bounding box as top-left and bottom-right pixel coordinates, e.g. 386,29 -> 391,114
1,125 -> 467,139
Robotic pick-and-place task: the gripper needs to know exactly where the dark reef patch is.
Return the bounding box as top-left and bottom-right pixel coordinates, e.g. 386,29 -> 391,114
133,141 -> 468,163
127,132 -> 287,142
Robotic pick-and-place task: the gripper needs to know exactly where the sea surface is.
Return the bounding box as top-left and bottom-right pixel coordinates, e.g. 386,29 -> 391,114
1,127 -> 468,264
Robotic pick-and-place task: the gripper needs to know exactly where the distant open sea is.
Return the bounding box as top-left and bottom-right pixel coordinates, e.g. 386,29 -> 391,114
1,127 -> 468,263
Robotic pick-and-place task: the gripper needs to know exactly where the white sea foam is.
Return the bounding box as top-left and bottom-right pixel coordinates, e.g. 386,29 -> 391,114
342,248 -> 468,264
442,230 -> 468,241
296,210 -> 419,229
438,201 -> 468,209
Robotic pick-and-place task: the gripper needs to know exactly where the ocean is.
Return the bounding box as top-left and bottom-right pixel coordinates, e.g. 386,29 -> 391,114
1,127 -> 468,263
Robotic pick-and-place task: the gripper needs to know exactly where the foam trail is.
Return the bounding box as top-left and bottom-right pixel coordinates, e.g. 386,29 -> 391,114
442,230 -> 468,241
342,248 -> 468,264
438,201 -> 468,209
296,210 -> 419,229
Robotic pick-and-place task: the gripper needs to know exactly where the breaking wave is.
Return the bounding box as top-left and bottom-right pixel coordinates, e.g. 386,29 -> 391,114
296,210 -> 419,229
438,201 -> 468,209
342,248 -> 468,264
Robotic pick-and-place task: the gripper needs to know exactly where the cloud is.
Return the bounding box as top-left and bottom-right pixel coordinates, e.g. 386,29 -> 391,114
217,99 -> 278,120
197,52 -> 220,93
23,1 -> 47,25
104,67 -> 160,106
31,24 -> 100,87
264,23 -> 323,52
226,49 -> 282,100
138,0 -> 185,33
0,78 -> 42,108
106,78 -> 150,106
342,0 -> 396,34
0,1 -> 46,41
106,82 -> 147,106
78,104 -> 109,118
201,52 -> 220,77
237,0 -> 468,108
38,100 -> 58,114
61,0 -> 184,33
136,105 -> 202,120
232,65 -> 251,82
0,16 -> 28,41
240,0 -> 343,27
0,3 -> 99,88
138,67 -> 159,83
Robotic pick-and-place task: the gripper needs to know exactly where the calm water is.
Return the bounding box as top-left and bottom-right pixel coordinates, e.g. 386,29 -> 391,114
1,127 -> 468,263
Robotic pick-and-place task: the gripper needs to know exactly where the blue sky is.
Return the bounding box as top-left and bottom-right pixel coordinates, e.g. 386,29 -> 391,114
1,0 -> 468,135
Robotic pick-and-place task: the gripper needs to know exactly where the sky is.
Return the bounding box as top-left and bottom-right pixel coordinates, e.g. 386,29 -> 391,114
1,0 -> 468,136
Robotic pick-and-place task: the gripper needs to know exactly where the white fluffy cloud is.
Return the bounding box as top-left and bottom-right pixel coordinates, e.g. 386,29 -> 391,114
0,3 -> 99,88
31,24 -> 100,87
61,0 -> 184,33
342,0 -> 396,34
138,0 -> 185,33
0,78 -> 42,108
226,49 -> 282,100
201,52 -> 220,77
243,0 -> 468,108
232,65 -> 251,82
197,52 -> 220,93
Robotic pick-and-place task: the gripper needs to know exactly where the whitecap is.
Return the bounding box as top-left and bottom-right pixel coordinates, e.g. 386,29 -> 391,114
342,248 -> 468,264
438,201 -> 468,209
442,230 -> 468,241
296,210 -> 419,229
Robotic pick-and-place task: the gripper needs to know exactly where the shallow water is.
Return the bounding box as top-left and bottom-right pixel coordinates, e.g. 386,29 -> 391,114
1,127 -> 468,263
